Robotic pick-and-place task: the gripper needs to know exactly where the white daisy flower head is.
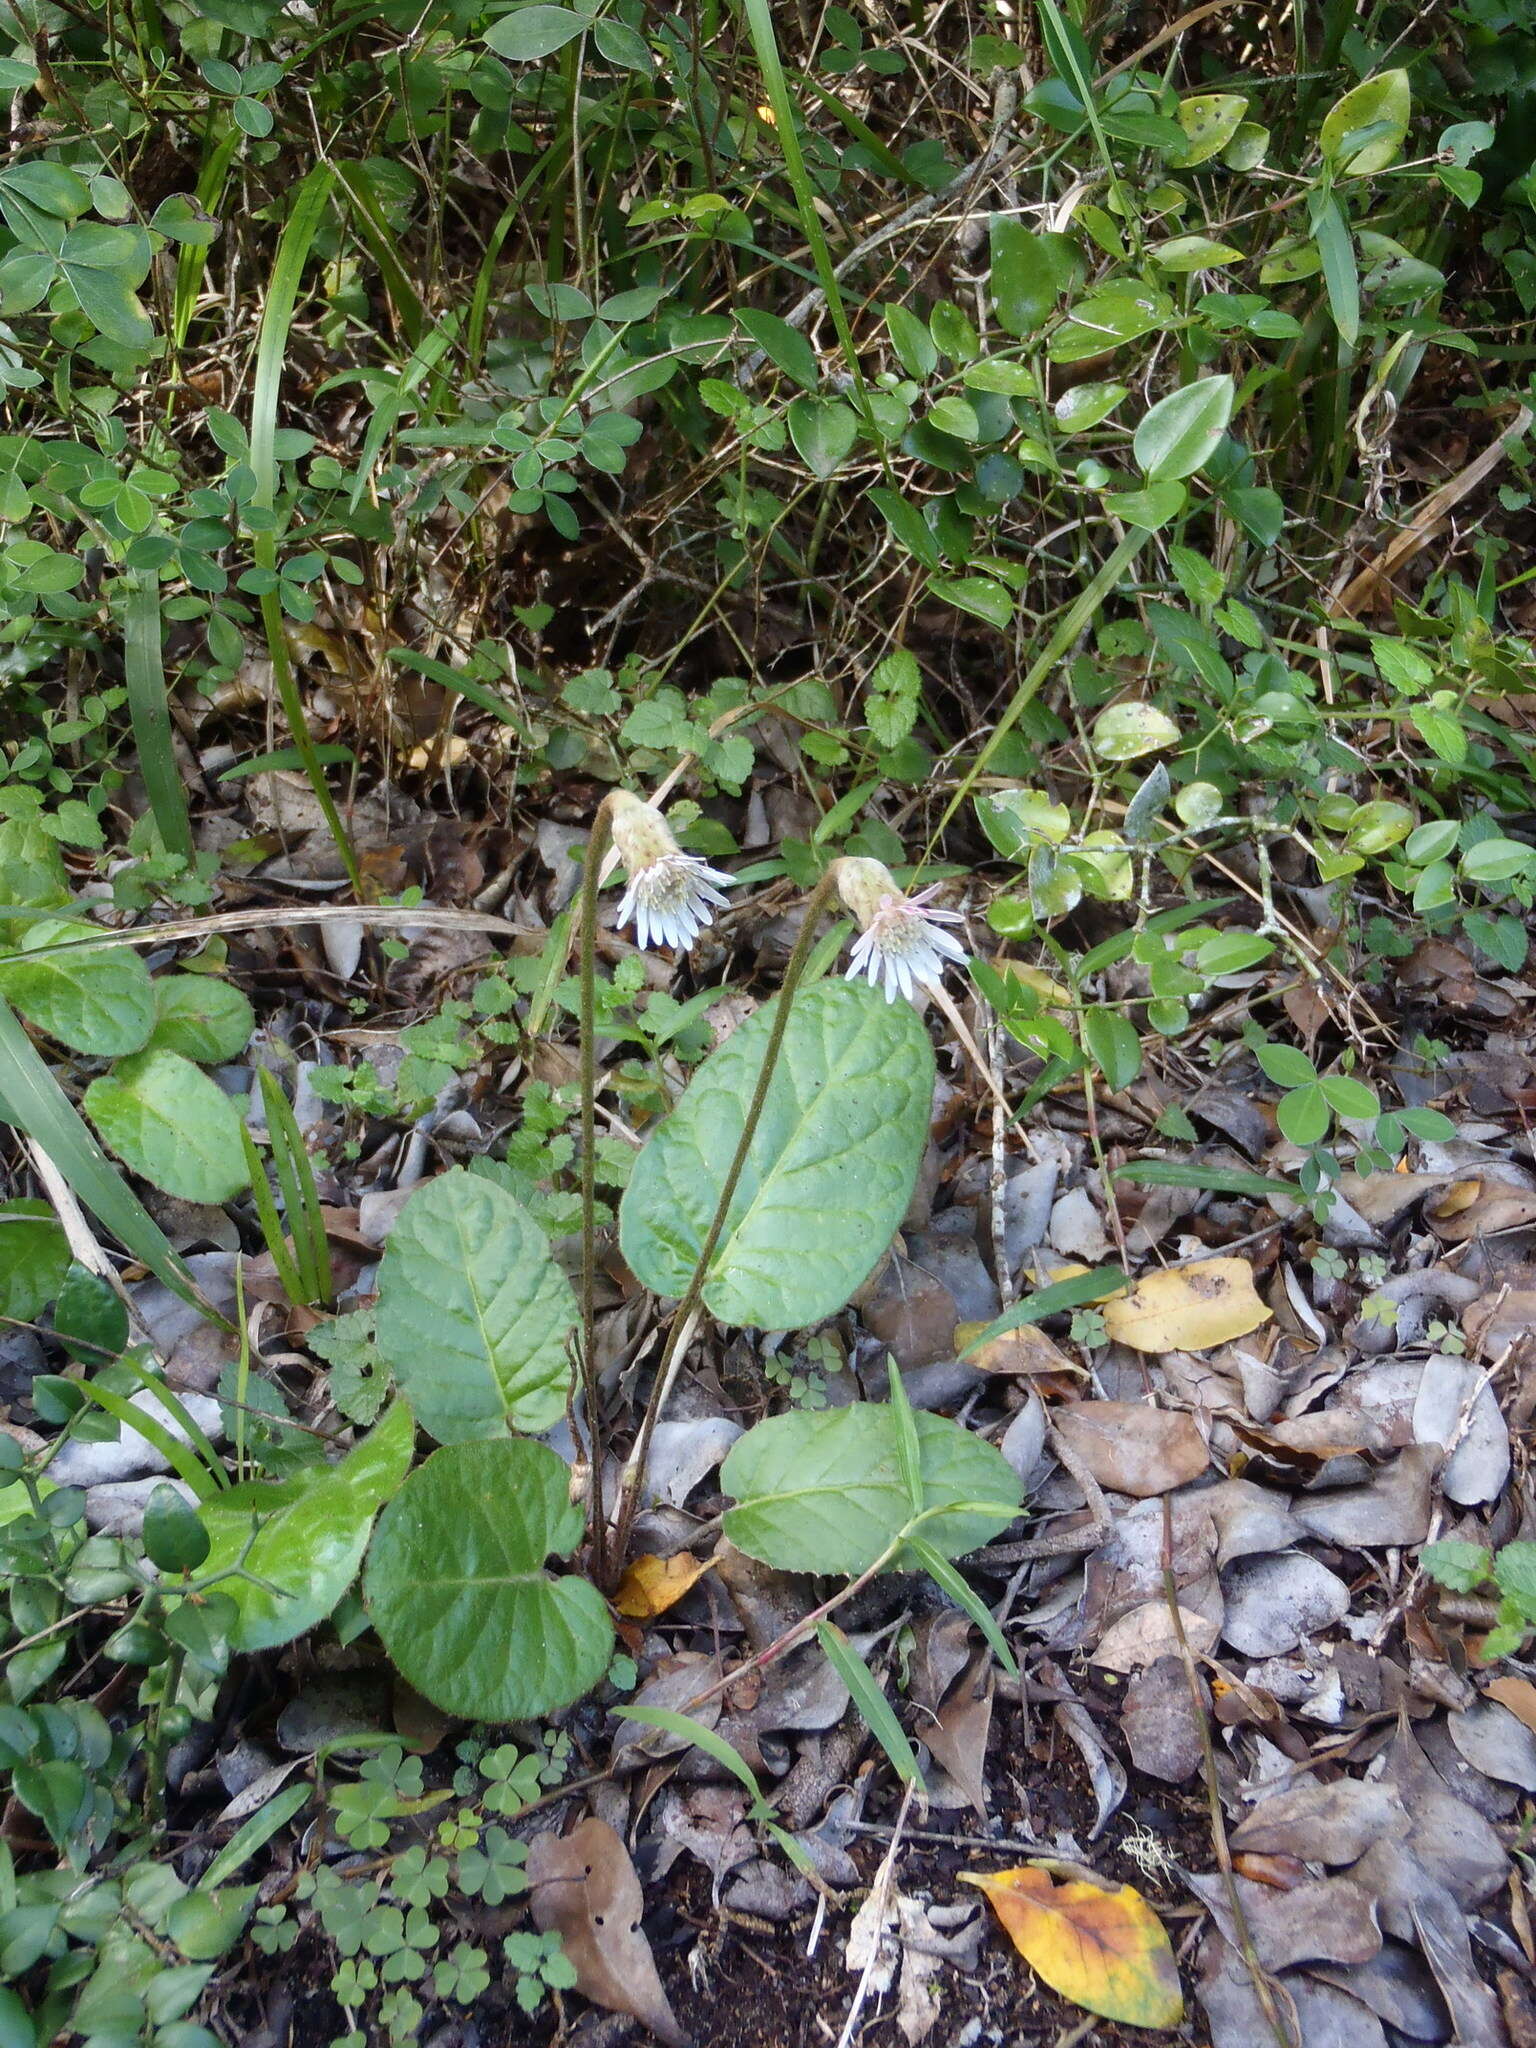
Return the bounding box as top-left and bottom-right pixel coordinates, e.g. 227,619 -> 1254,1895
834,856 -> 968,1004
608,790 -> 732,952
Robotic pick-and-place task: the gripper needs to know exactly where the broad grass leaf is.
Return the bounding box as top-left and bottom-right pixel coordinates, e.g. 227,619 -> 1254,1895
0,921 -> 154,1056
1101,1256 -> 1270,1352
375,1167 -> 575,1441
84,1048 -> 248,1202
364,1438 -> 614,1719
720,1402 -> 1022,1574
199,1401 -> 414,1650
619,978 -> 933,1329
964,1865 -> 1183,2027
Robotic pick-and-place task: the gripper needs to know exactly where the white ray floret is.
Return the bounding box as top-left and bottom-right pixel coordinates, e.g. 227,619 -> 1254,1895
608,791 -> 733,952
835,857 -> 969,1003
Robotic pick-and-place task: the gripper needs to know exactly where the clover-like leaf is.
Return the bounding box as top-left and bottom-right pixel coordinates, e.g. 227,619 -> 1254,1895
619,978 -> 934,1329
374,1168 -> 576,1442
364,1439 -> 614,1720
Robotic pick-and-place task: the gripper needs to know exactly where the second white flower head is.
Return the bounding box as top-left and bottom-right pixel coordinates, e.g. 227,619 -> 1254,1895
834,856 -> 967,1003
609,790 -> 732,952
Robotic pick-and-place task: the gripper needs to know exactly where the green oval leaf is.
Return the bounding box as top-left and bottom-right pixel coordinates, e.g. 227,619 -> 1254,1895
482,4 -> 586,60
364,1438 -> 614,1720
1319,68 -> 1410,176
721,1403 -> 1022,1575
374,1167 -> 576,1442
619,979 -> 934,1328
0,922 -> 154,1057
146,975 -> 255,1063
0,1199 -> 70,1321
84,1048 -> 249,1202
1132,376 -> 1234,482
198,1401 -> 414,1651
1174,92 -> 1248,166
1081,1007 -> 1142,1090
787,395 -> 859,478
1090,702 -> 1181,760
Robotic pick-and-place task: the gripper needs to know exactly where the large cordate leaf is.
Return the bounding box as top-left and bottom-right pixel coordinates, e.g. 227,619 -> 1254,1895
0,921 -> 155,1057
84,1048 -> 249,1202
721,1403 -> 1022,1574
619,978 -> 933,1328
364,1438 -> 614,1720
198,1401 -> 414,1651
374,1167 -> 576,1441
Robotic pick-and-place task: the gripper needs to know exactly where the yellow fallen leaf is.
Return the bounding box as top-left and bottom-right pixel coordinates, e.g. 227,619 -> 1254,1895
613,1552 -> 713,1620
1101,1256 -> 1269,1352
963,1864 -> 1184,2028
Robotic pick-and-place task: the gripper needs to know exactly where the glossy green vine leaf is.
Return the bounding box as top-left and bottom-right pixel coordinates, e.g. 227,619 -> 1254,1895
198,1400 -> 414,1651
619,978 -> 934,1328
364,1438 -> 614,1720
374,1166 -> 576,1442
1319,68 -> 1410,176
720,1402 -> 1022,1574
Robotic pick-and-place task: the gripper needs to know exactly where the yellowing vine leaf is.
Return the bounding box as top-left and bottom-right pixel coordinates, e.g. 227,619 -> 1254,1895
963,1864 -> 1183,2028
1101,1257 -> 1269,1352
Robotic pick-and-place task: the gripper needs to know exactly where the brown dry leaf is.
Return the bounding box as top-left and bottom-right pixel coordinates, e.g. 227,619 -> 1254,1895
1093,1601 -> 1221,1674
963,1864 -> 1183,2029
527,1817 -> 687,2048
613,1551 -> 714,1619
1121,1655 -> 1206,1784
1184,1871 -> 1382,1972
1102,1258 -> 1270,1353
1053,1400 -> 1209,1497
1429,1176 -> 1536,1243
1466,1289 -> 1536,1360
959,1319 -> 1078,1378
1485,1675 -> 1536,1737
1230,1778 -> 1409,1865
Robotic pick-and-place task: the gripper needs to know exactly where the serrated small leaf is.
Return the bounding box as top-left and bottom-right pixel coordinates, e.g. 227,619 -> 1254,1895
374,1168 -> 576,1442
146,975 -> 255,1063
0,922 -> 154,1056
365,1437 -> 614,1719
84,1048 -> 249,1202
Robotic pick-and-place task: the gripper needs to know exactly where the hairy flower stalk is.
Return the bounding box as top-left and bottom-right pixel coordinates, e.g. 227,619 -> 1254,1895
609,789 -> 732,951
835,857 -> 968,1002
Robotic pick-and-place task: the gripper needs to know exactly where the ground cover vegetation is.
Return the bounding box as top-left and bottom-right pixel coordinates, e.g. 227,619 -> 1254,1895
0,0 -> 1534,2039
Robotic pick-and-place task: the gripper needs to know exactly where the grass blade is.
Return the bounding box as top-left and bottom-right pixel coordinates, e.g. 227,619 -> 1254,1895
1114,1161 -> 1299,1199
905,1533 -> 1019,1680
816,1622 -> 924,1790
887,1360 -> 925,1518
68,1382 -> 219,1502
0,998 -> 212,1318
247,164 -> 362,896
959,1266 -> 1128,1354
122,568 -> 192,860
197,1780 -> 311,1890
